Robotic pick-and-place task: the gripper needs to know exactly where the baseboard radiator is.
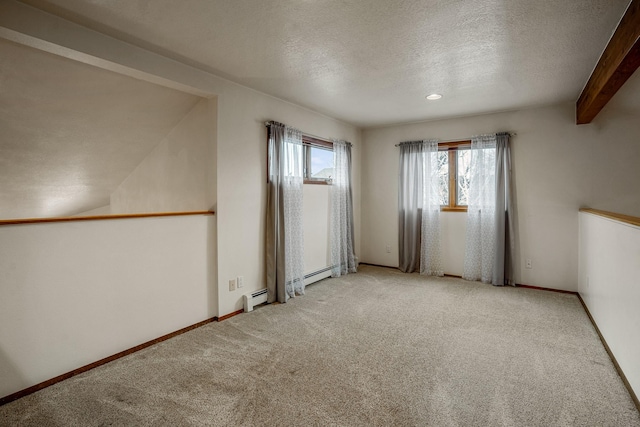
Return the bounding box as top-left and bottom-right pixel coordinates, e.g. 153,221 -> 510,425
243,288 -> 268,312
303,266 -> 333,286
243,266 -> 334,312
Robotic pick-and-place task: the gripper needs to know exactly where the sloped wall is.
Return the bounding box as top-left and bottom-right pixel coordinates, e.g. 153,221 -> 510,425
110,98 -> 215,214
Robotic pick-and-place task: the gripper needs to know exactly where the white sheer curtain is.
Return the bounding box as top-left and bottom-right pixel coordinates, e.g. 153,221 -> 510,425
398,140 -> 442,275
330,140 -> 357,277
463,134 -> 497,283
266,121 -> 305,303
420,140 -> 444,276
463,133 -> 515,286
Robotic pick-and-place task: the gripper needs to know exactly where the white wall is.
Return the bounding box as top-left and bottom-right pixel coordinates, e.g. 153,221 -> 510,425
440,212 -> 467,275
110,98 -> 215,214
94,84 -> 349,318
579,211 -> 640,397
214,85 -> 361,317
364,206 -> 465,276
73,205 -> 111,216
362,100 -> 640,291
95,82 -> 348,318
0,1 -> 361,318
0,214 -> 215,399
303,185 -> 331,274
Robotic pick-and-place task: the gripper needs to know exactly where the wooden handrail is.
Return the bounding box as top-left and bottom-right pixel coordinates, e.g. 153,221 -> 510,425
0,210 -> 214,226
580,208 -> 640,228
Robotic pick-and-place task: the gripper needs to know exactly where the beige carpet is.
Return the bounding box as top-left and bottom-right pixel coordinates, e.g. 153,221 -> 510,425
1,265 -> 639,426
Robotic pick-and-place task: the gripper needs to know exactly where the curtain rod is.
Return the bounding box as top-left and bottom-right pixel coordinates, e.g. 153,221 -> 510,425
395,132 -> 517,147
265,121 -> 352,147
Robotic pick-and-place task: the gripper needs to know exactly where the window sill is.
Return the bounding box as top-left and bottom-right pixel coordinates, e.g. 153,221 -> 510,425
441,206 -> 468,212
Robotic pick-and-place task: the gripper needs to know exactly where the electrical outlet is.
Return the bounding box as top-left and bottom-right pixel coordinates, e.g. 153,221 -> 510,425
385,245 -> 391,253
525,259 -> 532,269
229,279 -> 236,291
237,276 -> 244,288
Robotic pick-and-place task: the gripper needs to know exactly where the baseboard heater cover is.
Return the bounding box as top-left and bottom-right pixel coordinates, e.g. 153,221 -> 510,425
243,288 -> 268,312
243,266 -> 335,312
304,266 -> 333,285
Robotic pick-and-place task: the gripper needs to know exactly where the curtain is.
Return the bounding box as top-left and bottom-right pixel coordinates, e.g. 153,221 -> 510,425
463,132 -> 515,285
398,140 -> 442,275
266,121 -> 305,303
494,132 -> 516,286
420,140 -> 444,276
330,140 -> 357,277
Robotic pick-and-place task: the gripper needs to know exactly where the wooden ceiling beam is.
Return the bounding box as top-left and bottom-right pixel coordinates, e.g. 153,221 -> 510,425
576,0 -> 640,124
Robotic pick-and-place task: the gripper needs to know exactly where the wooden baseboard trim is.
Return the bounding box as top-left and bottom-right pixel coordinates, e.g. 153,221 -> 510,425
577,294 -> 640,413
361,265 -> 578,295
0,316 -> 217,407
217,309 -> 244,322
515,283 -> 578,295
358,262 -> 401,270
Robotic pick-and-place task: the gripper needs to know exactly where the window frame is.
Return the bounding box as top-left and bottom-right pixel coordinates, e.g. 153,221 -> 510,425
303,135 -> 334,185
439,140 -> 471,212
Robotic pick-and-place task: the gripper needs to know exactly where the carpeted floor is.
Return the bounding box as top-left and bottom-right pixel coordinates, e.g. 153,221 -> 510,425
1,265 -> 639,426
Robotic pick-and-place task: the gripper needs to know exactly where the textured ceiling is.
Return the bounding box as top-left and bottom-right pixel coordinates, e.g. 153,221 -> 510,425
20,0 -> 631,127
1,0 -> 634,219
0,38 -> 201,219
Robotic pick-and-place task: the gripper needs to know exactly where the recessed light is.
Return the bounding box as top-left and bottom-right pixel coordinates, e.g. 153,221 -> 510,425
426,93 -> 442,100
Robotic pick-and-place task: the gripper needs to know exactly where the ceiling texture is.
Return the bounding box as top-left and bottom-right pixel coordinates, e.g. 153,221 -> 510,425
20,0 -> 632,127
0,0 -> 634,219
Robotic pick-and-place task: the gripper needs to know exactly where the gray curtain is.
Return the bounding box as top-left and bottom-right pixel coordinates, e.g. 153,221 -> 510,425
462,132 -> 515,286
398,141 -> 426,273
266,121 -> 305,303
399,142 -> 424,273
494,132 -> 516,286
330,140 -> 357,277
398,140 -> 442,274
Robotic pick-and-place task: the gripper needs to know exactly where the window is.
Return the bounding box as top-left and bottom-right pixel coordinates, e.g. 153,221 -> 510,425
303,136 -> 334,184
437,141 -> 471,211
